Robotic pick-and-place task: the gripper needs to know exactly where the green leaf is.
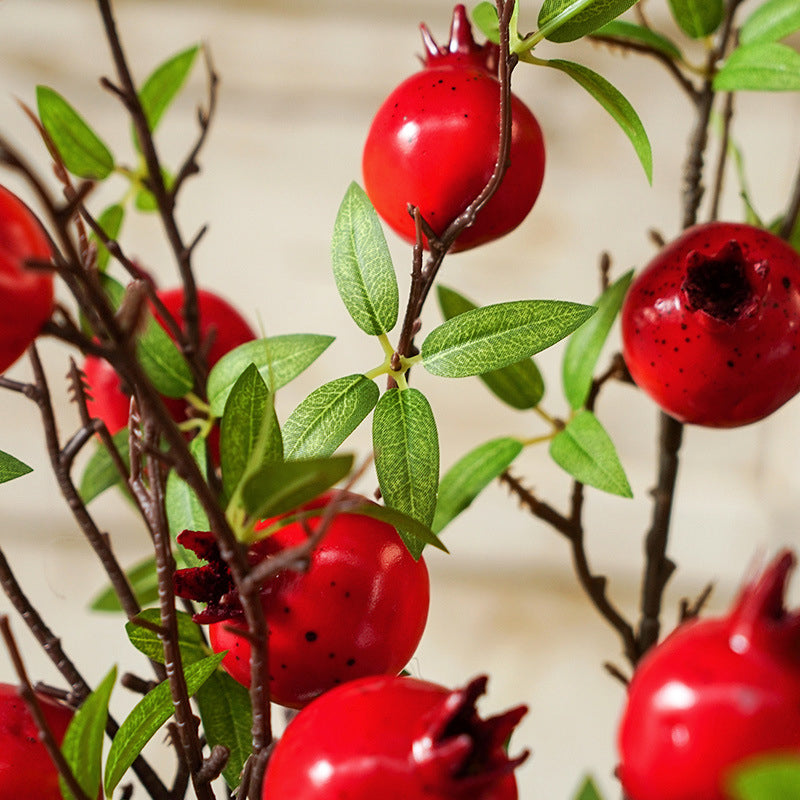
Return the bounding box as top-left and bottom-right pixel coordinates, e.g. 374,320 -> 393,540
125,608 -> 207,665
240,454 -> 354,524
220,364 -> 283,501
351,502 -> 448,555
60,666 -> 116,800
90,556 -> 159,612
562,270 -> 634,409
472,2 -> 500,42
373,388 -> 439,558
549,410 -> 632,497
740,0 -> 800,44
537,0 -> 639,43
592,20 -> 683,60
544,60 -> 652,182
79,429 -> 130,504
433,437 -> 523,534
667,0 -> 723,38
331,182 -> 399,336
166,437 -> 210,567
421,299 -> 595,378
283,374 -> 379,460
0,450 -> 33,484
714,42 -> 800,92
728,756 -> 800,800
92,203 -> 124,272
437,285 -> 545,409
138,45 -> 200,139
104,652 -> 224,797
574,776 -> 605,800
207,334 -> 335,416
36,86 -> 114,179
196,670 -> 252,789
133,168 -> 174,212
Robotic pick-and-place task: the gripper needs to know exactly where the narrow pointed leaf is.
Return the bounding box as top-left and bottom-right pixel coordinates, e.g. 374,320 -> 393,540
351,502 -> 448,555
166,437 -> 210,567
196,670 -> 253,789
421,299 -> 595,378
549,410 -> 632,497
544,60 -> 652,182
60,666 -> 116,800
667,0 -> 723,38
714,42 -> 800,91
563,269 -> 633,409
331,182 -> 399,336
207,334 -> 334,416
283,374 -> 379,459
79,429 -> 130,503
91,203 -> 124,272
592,20 -> 683,60
36,86 -> 114,179
240,454 -> 354,523
138,45 -> 199,138
433,437 -> 523,534
104,652 -> 224,797
574,776 -> 605,800
220,364 -> 282,500
538,0 -> 639,42
373,388 -> 439,558
126,608 -> 206,665
437,285 -> 545,408
728,757 -> 800,800
90,556 -> 158,612
0,450 -> 33,484
740,0 -> 800,44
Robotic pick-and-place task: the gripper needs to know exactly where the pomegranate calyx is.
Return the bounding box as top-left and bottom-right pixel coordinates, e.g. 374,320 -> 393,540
420,5 -> 499,74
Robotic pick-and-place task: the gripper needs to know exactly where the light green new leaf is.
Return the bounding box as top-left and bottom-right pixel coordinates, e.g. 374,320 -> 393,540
91,203 -> 124,272
472,1 -> 500,42
166,437 -> 210,567
79,429 -> 131,504
126,608 -> 206,665
433,437 -> 523,534
563,270 -> 633,409
283,374 -> 379,460
332,182 -> 399,336
549,410 -> 632,497
90,556 -> 158,612
538,0 -> 639,43
104,653 -> 224,797
207,334 -> 334,416
373,388 -> 439,558
36,86 -> 114,179
240,454 -> 354,524
667,0 -> 723,38
728,756 -> 800,800
422,299 -> 595,378
220,364 -> 282,501
740,0 -> 800,44
437,285 -> 545,409
60,666 -> 116,800
574,776 -> 605,800
592,20 -> 683,60
196,670 -> 253,789
544,60 -> 652,182
714,42 -> 800,92
138,45 -> 200,139
0,450 -> 33,484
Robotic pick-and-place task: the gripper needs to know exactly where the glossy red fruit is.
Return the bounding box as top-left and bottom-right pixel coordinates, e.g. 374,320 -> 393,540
84,287 -> 256,434
262,673 -> 528,799
0,185 -> 54,373
0,683 -> 73,799
362,4 -> 545,252
621,222 -> 800,427
617,550 -> 800,800
175,492 -> 430,709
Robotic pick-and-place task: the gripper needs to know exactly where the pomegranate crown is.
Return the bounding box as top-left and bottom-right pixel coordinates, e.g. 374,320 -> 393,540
420,4 -> 500,74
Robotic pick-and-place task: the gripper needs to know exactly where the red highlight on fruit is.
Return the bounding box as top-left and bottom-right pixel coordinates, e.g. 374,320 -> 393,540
262,673 -> 528,799
617,549 -> 800,800
621,222 -> 800,427
362,4 -> 545,252
0,185 -> 54,373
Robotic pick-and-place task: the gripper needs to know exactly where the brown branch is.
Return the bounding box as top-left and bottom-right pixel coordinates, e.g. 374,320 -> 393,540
779,155 -> 800,241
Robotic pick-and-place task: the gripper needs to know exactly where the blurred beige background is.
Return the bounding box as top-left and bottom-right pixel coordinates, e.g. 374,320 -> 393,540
0,1 -> 799,798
